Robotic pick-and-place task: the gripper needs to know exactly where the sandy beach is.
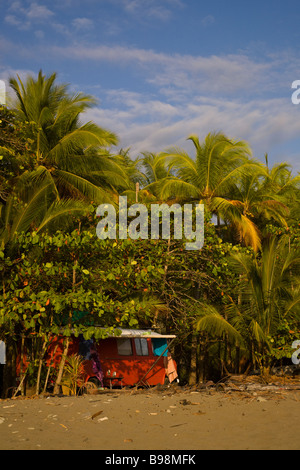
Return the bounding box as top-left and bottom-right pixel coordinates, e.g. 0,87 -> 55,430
0,380 -> 299,451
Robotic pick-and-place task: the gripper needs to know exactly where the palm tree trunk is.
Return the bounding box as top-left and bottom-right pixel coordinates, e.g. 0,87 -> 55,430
235,345 -> 240,374
197,336 -> 206,384
19,336 -> 25,396
188,334 -> 197,385
43,343 -> 58,393
35,337 -> 48,395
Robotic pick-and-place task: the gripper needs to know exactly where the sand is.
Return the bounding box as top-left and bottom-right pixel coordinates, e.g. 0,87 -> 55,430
0,384 -> 299,451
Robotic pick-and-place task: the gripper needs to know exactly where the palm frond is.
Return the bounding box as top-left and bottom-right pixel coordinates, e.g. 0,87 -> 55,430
8,180 -> 57,238
158,177 -> 201,202
47,122 -> 118,165
54,169 -> 116,204
195,304 -> 243,345
210,196 -> 261,251
36,199 -> 92,233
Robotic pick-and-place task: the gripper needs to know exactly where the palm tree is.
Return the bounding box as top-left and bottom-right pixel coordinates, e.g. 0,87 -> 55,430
139,151 -> 174,202
260,158 -> 300,225
157,132 -> 263,250
226,235 -> 300,369
9,70 -> 124,204
0,71 -> 128,245
140,152 -> 171,193
194,235 -> 300,374
229,165 -> 291,232
0,169 -> 93,247
119,151 -> 172,204
110,148 -> 149,203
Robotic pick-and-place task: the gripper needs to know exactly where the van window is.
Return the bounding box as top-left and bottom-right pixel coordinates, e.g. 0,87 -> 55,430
152,338 -> 168,357
134,338 -> 149,356
117,338 -> 133,356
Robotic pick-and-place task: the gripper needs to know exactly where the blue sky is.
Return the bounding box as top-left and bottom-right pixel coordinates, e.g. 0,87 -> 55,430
1,0 -> 300,172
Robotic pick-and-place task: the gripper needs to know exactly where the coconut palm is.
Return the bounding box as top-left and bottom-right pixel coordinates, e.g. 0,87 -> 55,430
139,152 -> 174,201
225,236 -> 300,368
141,152 -> 171,186
195,303 -> 243,345
111,148 -> 149,203
8,70 -> 125,204
0,71 -> 131,245
260,159 -> 300,225
0,169 -> 93,248
195,235 -> 300,372
120,151 -> 171,203
157,132 -> 263,250
229,165 -> 291,233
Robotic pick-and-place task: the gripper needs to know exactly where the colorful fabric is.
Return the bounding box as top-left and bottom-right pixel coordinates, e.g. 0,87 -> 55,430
152,338 -> 168,357
164,353 -> 178,383
90,351 -> 104,386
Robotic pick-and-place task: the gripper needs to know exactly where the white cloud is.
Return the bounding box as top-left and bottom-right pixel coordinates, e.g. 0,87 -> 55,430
3,36 -> 287,100
50,43 -> 275,98
34,30 -> 45,39
1,33 -> 299,172
7,1 -> 24,12
105,89 -> 180,119
118,0 -> 185,21
18,41 -> 294,171
5,1 -> 54,29
26,3 -> 54,21
72,17 -> 94,30
85,89 -> 300,173
0,66 -> 37,106
4,15 -> 22,27
201,15 -> 215,27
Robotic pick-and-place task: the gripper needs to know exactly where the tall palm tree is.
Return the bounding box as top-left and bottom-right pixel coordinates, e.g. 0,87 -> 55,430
157,132 -> 263,250
1,71 -> 129,245
9,70 -> 124,204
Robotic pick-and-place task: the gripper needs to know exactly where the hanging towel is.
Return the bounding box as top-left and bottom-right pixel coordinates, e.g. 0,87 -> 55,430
164,353 -> 178,383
